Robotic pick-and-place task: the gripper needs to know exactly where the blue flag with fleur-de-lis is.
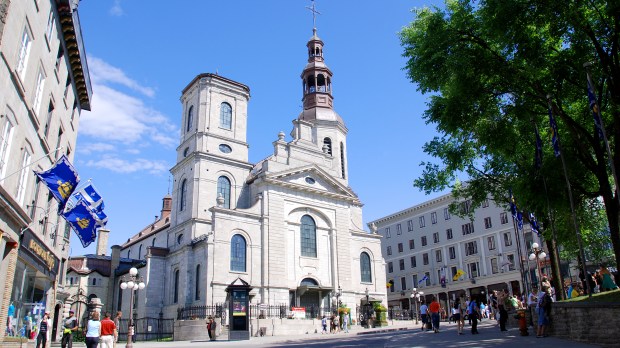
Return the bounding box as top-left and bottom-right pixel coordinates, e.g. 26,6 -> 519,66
34,155 -> 79,209
62,199 -> 98,247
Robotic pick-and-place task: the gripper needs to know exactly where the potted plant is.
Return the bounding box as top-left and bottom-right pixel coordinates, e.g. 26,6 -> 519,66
372,303 -> 388,327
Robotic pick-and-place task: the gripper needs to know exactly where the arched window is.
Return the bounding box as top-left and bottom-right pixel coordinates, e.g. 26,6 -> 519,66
138,245 -> 142,259
307,76 -> 316,93
360,252 -> 372,283
92,278 -> 97,286
220,102 -> 232,129
323,138 -> 332,155
317,74 -> 326,92
217,176 -> 231,208
300,278 -> 318,286
230,234 -> 247,272
173,269 -> 179,303
179,179 -> 187,211
186,105 -> 194,132
127,249 -> 131,259
300,215 -> 317,257
195,265 -> 201,300
152,238 -> 156,247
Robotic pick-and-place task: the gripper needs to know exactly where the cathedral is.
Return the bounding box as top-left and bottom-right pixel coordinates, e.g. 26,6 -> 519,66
117,26 -> 387,323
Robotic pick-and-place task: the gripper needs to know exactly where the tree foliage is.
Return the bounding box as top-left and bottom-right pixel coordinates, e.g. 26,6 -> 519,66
400,0 -> 620,270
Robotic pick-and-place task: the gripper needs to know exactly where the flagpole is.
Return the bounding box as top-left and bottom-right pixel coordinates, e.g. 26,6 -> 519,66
547,96 -> 592,297
0,147 -> 63,181
584,62 -> 620,206
541,176 -> 565,300
511,217 -> 529,298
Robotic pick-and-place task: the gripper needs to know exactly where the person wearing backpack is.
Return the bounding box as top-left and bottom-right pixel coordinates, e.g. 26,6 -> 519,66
536,286 -> 552,338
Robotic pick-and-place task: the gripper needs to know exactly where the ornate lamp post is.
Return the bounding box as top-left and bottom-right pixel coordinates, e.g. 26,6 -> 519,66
410,288 -> 423,324
364,287 -> 371,327
529,242 -> 547,287
119,267 -> 145,348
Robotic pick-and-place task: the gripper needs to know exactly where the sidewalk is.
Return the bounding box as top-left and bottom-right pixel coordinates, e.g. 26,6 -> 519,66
120,318 -> 601,347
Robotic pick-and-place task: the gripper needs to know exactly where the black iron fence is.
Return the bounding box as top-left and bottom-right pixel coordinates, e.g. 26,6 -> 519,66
116,317 -> 174,342
176,304 -> 224,320
177,304 -> 338,321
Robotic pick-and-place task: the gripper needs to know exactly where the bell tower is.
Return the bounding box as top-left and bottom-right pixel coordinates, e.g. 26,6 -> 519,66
301,28 -> 333,110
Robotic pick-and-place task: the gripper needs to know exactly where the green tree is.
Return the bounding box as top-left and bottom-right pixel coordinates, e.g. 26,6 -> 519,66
399,0 -> 620,273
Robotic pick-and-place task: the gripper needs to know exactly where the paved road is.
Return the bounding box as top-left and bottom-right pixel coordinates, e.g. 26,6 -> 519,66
120,320 -> 600,348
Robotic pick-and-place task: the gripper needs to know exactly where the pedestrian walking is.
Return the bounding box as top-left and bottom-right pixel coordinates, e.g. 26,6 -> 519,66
452,299 -> 463,335
496,289 -> 508,332
342,313 -> 349,333
61,310 -> 78,348
85,312 -> 101,348
35,312 -> 51,348
419,301 -> 429,331
206,316 -> 216,341
113,311 -> 121,347
468,299 -> 480,334
321,316 -> 328,334
100,312 -> 116,348
333,315 -> 339,333
429,297 -> 441,333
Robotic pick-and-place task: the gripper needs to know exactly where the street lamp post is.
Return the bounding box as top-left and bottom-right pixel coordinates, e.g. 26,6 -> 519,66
410,288 -> 422,324
364,287 -> 370,328
119,267 -> 145,348
529,242 -> 547,287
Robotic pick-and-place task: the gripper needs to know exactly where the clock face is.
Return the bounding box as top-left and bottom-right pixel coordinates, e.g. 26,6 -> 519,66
219,144 -> 232,153
305,177 -> 316,184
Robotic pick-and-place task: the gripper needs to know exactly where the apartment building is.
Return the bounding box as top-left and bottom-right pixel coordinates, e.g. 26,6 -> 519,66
369,192 -> 537,311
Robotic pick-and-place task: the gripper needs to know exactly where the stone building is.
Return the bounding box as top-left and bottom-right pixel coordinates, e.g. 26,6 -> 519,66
115,27 -> 387,324
0,0 -> 91,342
368,192 -> 539,312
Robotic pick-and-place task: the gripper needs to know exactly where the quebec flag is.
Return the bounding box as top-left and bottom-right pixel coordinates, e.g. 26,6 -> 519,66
62,199 -> 98,248
34,155 -> 79,209
71,183 -> 108,227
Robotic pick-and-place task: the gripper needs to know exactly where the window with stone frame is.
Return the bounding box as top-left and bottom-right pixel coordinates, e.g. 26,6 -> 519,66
449,246 -> 456,259
446,228 -> 453,240
435,250 -> 442,263
360,252 -> 372,283
431,212 -> 437,224
423,253 -> 429,265
488,235 -> 496,250
410,256 -> 416,268
500,212 -> 509,224
421,236 -> 427,246
399,259 -> 405,271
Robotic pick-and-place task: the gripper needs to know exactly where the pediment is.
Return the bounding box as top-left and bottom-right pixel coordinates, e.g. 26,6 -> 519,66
264,165 -> 361,204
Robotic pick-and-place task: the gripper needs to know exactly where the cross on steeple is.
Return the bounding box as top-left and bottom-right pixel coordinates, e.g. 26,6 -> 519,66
305,0 -> 321,29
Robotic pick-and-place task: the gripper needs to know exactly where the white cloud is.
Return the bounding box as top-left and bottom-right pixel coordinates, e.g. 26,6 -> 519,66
110,0 -> 124,17
78,142 -> 116,155
77,56 -> 178,176
80,83 -> 177,146
88,56 -> 155,98
84,155 -> 169,174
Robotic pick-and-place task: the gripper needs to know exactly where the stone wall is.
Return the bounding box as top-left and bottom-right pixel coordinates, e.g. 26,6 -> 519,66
506,302 -> 619,347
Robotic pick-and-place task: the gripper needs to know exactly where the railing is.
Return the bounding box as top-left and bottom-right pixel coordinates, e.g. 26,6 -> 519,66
178,304 -> 337,321
116,317 -> 174,342
176,304 -> 224,320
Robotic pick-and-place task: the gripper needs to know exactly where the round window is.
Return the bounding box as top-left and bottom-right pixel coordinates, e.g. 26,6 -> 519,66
219,144 -> 232,153
305,177 -> 316,184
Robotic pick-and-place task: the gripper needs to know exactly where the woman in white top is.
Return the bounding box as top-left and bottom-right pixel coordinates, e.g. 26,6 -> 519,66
85,311 -> 101,348
419,302 -> 429,331
452,299 -> 463,335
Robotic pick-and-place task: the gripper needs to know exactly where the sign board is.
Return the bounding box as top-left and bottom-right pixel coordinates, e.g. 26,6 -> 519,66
291,307 -> 305,319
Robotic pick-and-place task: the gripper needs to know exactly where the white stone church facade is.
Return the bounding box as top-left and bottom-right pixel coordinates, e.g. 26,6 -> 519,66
119,28 -> 386,321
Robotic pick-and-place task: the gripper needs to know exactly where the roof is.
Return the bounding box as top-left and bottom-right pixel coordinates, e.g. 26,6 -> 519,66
121,214 -> 170,248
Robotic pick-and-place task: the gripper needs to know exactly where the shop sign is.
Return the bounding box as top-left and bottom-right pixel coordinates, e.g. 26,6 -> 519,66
19,229 -> 59,278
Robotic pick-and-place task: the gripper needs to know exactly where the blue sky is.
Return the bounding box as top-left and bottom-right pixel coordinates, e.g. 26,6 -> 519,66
71,0 -> 447,255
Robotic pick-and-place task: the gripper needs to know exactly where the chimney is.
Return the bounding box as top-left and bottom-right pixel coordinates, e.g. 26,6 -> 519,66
161,195 -> 172,219
96,228 -> 110,256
